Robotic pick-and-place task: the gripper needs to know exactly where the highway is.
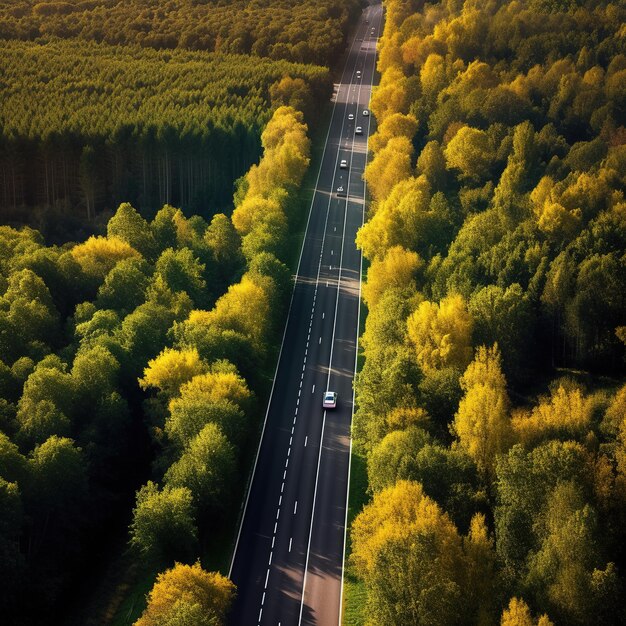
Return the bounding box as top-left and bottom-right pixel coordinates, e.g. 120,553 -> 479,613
229,3 -> 382,624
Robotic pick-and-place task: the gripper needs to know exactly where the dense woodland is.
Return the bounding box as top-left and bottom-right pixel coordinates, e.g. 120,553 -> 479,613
0,0 -> 360,66
0,39 -> 330,226
349,0 -> 626,624
0,0 -> 354,620
0,103 -> 310,624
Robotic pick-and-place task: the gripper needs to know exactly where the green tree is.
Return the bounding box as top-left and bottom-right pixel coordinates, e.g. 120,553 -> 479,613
0,478 -> 24,615
203,213 -> 243,287
107,203 -> 157,259
367,426 -> 432,493
0,269 -> 60,362
526,482 -> 619,624
130,482 -> 198,565
0,432 -> 29,485
96,258 -> 150,313
16,356 -> 75,446
154,248 -> 207,307
495,440 -> 592,579
164,423 -> 236,516
469,284 -> 534,383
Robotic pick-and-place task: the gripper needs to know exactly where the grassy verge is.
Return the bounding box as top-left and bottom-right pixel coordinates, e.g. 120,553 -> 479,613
110,564 -> 157,626
342,445 -> 369,626
342,261 -> 370,625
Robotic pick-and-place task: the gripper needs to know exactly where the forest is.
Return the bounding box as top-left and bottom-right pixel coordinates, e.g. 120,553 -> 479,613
0,103 -> 310,624
0,0 -> 358,619
0,39 -> 330,228
0,0 -> 360,66
347,0 -> 626,624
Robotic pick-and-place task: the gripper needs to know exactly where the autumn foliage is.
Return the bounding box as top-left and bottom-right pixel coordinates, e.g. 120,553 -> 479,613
350,0 -> 626,623
135,562 -> 234,626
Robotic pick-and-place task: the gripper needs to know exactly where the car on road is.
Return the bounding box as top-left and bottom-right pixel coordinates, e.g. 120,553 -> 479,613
348,113 -> 354,121
355,126 -> 363,135
336,185 -> 346,197
356,70 -> 361,79
340,159 -> 348,169
323,391 -> 337,409
362,109 -> 369,116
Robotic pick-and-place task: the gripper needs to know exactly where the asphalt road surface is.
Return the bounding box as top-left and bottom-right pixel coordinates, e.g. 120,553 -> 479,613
229,4 -> 382,624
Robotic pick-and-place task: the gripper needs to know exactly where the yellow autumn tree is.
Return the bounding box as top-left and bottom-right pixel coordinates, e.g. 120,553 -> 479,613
245,106 -> 310,195
134,562 -> 235,626
139,348 -> 206,398
605,383 -> 626,435
368,113 -> 418,153
444,126 -> 494,183
363,136 -> 414,204
613,388 -> 626,500
71,235 -> 141,281
231,196 -> 284,237
202,274 -> 270,349
174,367 -> 252,413
536,202 -> 582,241
386,406 -> 431,432
351,480 -> 466,625
420,53 -> 447,103
453,344 -> 511,477
500,597 -> 553,626
512,385 -> 592,447
406,294 -> 473,373
356,176 -> 431,260
369,66 -> 412,124
361,246 -> 423,310
464,513 -> 497,624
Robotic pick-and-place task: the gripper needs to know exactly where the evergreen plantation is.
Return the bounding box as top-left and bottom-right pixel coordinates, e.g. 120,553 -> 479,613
0,39 -> 330,222
0,0 -> 361,66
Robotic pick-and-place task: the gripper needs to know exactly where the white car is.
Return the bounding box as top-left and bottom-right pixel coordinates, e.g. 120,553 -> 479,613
336,185 -> 346,197
356,71 -> 361,78
348,113 -> 354,121
323,391 -> 337,409
355,126 -> 363,135
362,109 -> 369,116
340,159 -> 348,169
